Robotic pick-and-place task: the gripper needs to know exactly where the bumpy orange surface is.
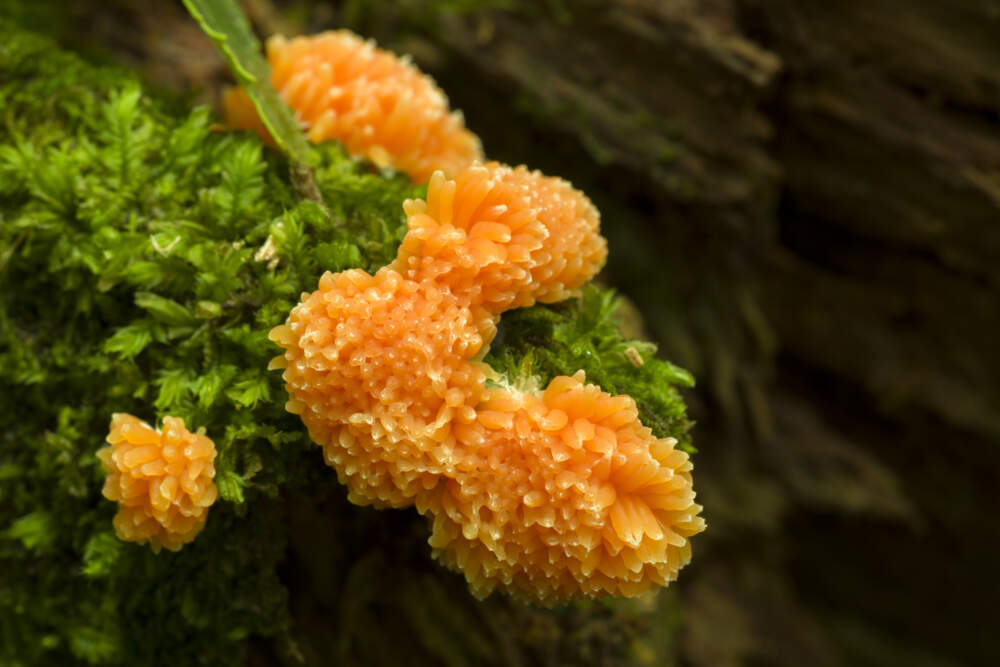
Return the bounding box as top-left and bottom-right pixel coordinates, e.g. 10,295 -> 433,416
270,161 -> 705,602
98,414 -> 218,552
223,31 -> 483,182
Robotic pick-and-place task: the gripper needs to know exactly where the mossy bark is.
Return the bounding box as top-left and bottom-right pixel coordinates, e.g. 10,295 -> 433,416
0,14 -> 693,667
5,0 -> 1000,665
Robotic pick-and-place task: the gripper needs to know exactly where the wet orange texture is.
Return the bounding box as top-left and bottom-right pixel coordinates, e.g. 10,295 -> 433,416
270,162 -> 705,602
98,414 -> 218,552
223,31 -> 483,183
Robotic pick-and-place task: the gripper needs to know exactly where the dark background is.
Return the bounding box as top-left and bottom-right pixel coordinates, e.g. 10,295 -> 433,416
28,1 -> 1000,665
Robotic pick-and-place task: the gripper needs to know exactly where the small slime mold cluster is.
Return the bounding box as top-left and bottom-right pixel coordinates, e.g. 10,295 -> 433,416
98,414 -> 218,552
224,31 -> 483,182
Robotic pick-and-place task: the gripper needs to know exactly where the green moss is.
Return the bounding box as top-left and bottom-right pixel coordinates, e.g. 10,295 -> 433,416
484,286 -> 695,451
0,19 -> 694,666
0,22 -> 415,665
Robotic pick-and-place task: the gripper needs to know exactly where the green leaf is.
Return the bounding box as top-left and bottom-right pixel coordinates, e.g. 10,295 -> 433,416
655,359 -> 696,388
81,531 -> 124,578
97,84 -> 154,195
135,292 -> 196,326
195,300 -> 223,319
155,367 -> 196,410
180,0 -> 313,165
7,511 -> 56,551
68,625 -> 119,664
194,364 -> 239,408
226,373 -> 271,408
216,469 -> 246,504
103,321 -> 154,358
314,240 -> 363,272
124,260 -> 168,289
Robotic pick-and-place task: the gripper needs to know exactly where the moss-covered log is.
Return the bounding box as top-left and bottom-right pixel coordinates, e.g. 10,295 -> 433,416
0,18 -> 695,667
4,0 -> 1000,665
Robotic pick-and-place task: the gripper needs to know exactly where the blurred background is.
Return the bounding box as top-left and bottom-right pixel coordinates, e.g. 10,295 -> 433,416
10,1 -> 1000,665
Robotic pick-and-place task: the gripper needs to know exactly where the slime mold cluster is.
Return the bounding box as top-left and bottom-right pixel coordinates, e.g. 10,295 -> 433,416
98,414 -> 218,552
269,162 -> 706,603
97,27 -> 704,604
224,30 -> 483,182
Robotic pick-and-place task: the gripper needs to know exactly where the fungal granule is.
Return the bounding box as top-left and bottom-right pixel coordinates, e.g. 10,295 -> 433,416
271,161 -> 705,603
98,414 -> 218,552
224,31 -> 483,183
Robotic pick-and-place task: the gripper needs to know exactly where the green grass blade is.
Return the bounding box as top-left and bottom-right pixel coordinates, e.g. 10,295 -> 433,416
181,0 -> 314,165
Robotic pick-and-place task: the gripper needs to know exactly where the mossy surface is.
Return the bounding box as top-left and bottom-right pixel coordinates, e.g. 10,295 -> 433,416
0,20 -> 693,666
484,287 -> 695,450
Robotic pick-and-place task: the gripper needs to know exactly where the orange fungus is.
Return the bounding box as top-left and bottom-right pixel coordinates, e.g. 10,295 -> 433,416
223,31 -> 483,182
269,161 -> 705,602
98,414 -> 218,552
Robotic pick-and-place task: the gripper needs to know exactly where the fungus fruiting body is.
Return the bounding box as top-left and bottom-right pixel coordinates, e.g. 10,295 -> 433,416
224,31 -> 483,182
98,414 -> 218,552
270,162 -> 705,602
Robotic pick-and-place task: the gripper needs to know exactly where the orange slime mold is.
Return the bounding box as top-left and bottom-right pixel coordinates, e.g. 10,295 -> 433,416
270,162 -> 705,602
98,414 -> 218,552
224,31 -> 483,182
